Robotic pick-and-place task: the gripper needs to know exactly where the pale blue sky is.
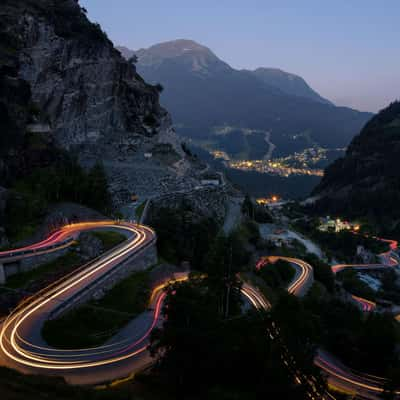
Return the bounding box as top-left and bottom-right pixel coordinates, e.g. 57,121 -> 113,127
80,0 -> 400,112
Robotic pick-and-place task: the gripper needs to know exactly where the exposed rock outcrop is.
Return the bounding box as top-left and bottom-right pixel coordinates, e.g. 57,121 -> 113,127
145,186 -> 228,224
0,1 -> 207,206
77,232 -> 103,260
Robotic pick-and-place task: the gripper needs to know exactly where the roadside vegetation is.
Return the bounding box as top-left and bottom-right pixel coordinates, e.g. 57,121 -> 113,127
148,206 -> 220,269
303,286 -> 400,378
249,200 -> 400,389
337,269 -> 377,301
147,278 -> 324,399
338,268 -> 400,305
4,160 -> 112,243
377,269 -> 400,304
294,218 -> 389,262
256,259 -> 295,289
264,238 -> 335,294
3,196 -> 399,399
137,204 -> 326,398
302,253 -> 335,292
42,270 -> 150,349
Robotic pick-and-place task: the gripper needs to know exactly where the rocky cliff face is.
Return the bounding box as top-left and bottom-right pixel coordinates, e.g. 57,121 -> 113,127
0,1 -> 68,185
312,101 -> 400,232
1,1 -> 203,205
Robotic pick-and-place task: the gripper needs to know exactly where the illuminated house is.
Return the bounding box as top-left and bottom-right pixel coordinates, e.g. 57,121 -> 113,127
318,217 -> 359,233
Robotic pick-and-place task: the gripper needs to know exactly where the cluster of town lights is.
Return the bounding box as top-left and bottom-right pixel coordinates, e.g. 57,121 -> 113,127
256,195 -> 280,205
227,159 -> 324,177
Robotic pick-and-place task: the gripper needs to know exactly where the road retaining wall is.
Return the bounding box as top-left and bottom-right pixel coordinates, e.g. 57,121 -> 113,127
49,240 -> 157,319
145,186 -> 227,224
3,246 -> 71,280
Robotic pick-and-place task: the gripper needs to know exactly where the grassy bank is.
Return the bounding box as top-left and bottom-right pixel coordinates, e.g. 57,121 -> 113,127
5,251 -> 80,289
42,270 -> 151,349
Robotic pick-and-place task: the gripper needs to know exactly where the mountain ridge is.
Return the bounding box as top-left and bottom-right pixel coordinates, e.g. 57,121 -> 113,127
312,100 -> 400,233
247,67 -> 332,105
117,39 -> 372,159
118,39 -> 330,103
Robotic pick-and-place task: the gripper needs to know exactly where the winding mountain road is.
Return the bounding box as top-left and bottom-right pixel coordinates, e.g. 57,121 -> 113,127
0,222 -> 398,398
0,221 -> 161,383
325,238 -> 400,399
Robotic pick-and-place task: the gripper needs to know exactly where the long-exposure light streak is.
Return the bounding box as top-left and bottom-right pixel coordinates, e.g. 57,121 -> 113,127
0,222 -> 399,397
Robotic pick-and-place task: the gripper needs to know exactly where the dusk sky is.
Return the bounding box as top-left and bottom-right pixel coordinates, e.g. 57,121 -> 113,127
81,0 -> 400,113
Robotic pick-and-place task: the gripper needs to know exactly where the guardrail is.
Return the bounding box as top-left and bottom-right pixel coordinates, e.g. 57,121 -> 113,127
0,237 -> 76,260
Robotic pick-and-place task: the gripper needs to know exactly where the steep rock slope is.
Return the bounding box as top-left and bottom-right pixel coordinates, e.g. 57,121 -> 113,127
313,101 -> 400,230
1,1 -> 203,204
119,39 -> 372,158
0,50 -> 35,183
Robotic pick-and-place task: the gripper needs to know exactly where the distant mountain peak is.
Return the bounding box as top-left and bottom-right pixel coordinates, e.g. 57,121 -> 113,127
118,39 -> 229,74
255,67 -> 295,76
118,39 -> 332,104
143,39 -> 214,57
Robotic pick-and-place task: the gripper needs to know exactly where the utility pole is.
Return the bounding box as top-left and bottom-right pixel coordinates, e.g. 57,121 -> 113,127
225,243 -> 233,319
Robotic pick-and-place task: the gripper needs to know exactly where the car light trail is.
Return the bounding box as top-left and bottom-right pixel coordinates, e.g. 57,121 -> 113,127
255,253 -> 400,398
331,236 -> 399,274
0,222 -> 160,370
351,295 -> 376,312
321,235 -> 400,398
0,221 -> 398,397
255,256 -> 313,297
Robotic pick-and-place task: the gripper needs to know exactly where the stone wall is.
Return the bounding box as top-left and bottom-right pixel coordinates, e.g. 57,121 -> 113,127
3,246 -> 71,279
0,264 -> 5,285
49,241 -> 157,319
145,186 -> 228,224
